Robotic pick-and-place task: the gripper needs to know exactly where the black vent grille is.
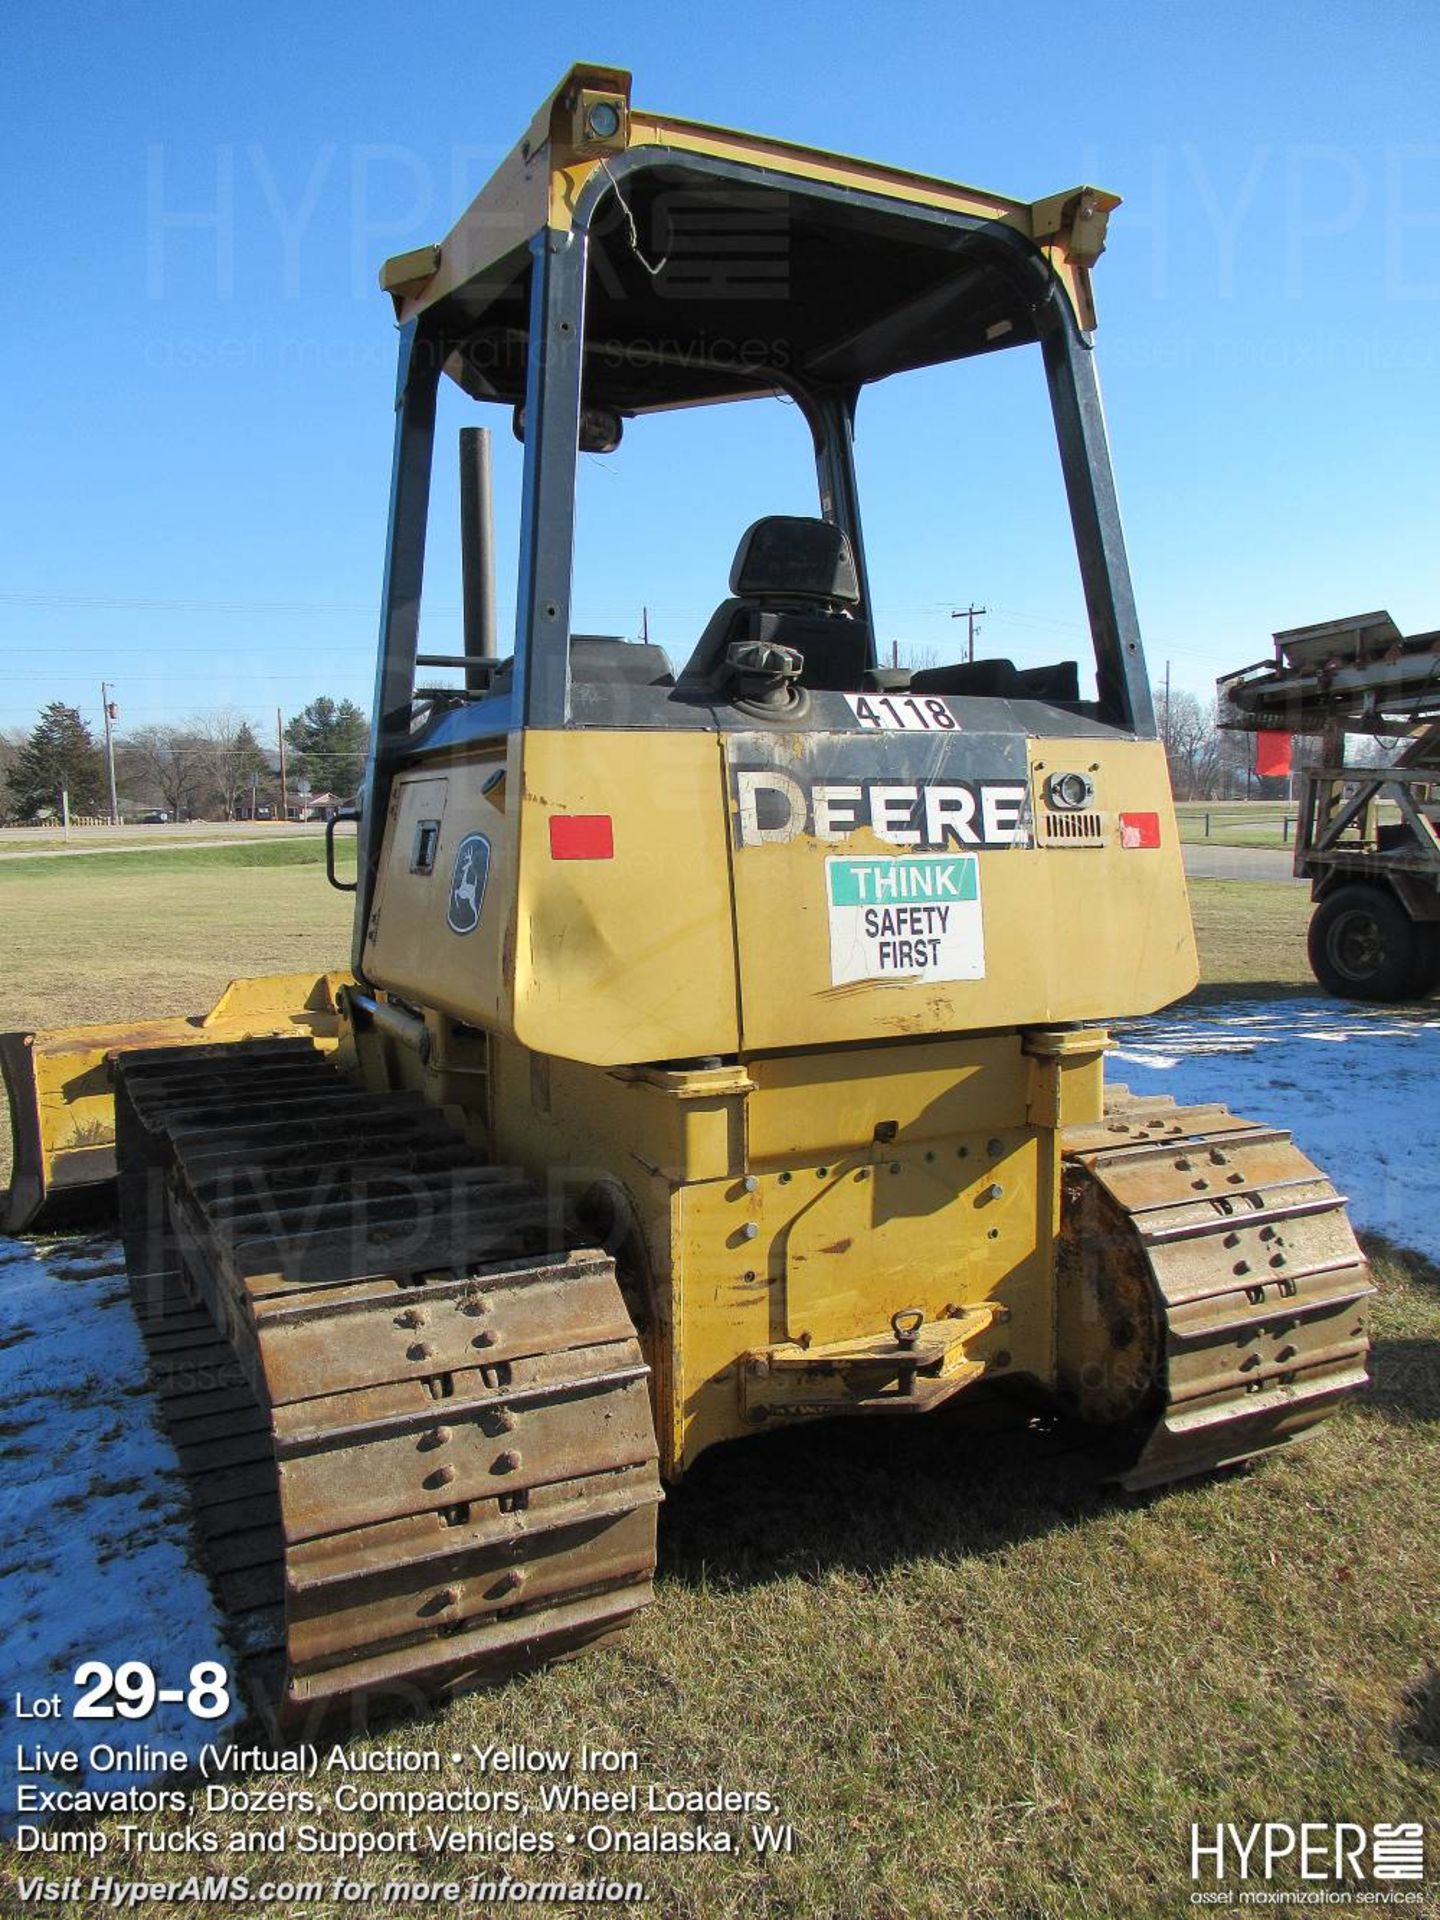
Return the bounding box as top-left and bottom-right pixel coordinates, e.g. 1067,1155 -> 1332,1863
1040,810 -> 1106,846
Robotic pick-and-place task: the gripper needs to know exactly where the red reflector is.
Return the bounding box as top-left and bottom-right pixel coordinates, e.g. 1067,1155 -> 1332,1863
549,814 -> 614,860
1119,811 -> 1161,849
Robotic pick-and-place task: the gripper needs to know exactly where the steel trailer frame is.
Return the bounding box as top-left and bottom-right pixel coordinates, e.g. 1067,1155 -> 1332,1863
1219,615 -> 1440,994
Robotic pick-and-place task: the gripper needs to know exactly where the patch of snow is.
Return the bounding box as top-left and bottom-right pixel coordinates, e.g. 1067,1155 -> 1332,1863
1104,1047 -> 1181,1071
1112,995 -> 1439,1262
0,1234 -> 242,1833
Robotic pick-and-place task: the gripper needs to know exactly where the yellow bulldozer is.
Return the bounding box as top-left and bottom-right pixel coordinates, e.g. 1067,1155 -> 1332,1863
2,65 -> 1372,1731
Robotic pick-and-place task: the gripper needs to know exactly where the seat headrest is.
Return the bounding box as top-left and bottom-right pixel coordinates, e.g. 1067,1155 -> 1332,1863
729,516 -> 860,605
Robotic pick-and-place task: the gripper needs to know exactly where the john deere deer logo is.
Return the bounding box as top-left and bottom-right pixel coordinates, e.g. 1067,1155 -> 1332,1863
446,832 -> 491,935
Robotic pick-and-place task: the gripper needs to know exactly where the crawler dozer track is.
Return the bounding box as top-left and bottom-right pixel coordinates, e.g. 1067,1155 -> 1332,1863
113,1039 -> 660,1732
1061,1089 -> 1374,1489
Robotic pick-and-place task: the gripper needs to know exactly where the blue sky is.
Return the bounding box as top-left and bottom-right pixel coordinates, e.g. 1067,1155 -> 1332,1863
2,1 -> 1436,739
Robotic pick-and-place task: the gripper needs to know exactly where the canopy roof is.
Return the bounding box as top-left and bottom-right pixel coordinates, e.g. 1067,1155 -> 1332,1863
380,65 -> 1119,414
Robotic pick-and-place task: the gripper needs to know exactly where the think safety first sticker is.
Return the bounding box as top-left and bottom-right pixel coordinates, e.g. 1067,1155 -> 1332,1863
825,854 -> 984,985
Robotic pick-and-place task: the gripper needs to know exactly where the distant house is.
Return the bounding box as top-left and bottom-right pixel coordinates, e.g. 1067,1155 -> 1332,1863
298,791 -> 346,821
240,751 -> 353,821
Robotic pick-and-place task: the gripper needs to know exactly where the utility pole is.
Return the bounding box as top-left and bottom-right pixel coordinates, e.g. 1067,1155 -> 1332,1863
100,682 -> 119,826
950,604 -> 987,664
1163,658 -> 1172,741
641,606 -> 650,645
276,706 -> 289,821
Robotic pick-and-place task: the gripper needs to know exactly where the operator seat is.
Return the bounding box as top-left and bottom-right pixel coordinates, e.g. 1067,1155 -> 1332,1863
680,516 -> 872,693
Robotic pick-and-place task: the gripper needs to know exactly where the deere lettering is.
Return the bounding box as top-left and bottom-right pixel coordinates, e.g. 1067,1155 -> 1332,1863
733,770 -> 1030,849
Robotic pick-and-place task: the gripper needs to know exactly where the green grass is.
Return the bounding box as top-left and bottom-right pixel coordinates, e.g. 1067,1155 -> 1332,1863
1174,800 -> 1401,852
1,853 -> 1436,1919
1174,801 -> 1298,849
1,832 -> 214,852
1188,877 -> 1315,996
0,843 -> 354,1195
0,843 -> 352,1041
0,824 -> 317,848
0,837 -> 351,881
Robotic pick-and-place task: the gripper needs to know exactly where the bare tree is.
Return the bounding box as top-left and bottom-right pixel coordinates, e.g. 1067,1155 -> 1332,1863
1155,686 -> 1224,800
1214,720 -> 1252,798
194,711 -> 270,820
117,725 -> 208,819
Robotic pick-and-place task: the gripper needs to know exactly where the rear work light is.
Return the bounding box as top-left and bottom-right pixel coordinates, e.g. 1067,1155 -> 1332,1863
1119,812 -> 1161,849
549,814 -> 615,860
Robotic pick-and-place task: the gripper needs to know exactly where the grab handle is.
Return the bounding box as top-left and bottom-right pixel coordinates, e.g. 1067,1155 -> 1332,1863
325,809 -> 359,893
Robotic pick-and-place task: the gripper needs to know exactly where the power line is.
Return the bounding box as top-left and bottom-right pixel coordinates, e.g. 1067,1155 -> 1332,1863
0,589 -> 385,617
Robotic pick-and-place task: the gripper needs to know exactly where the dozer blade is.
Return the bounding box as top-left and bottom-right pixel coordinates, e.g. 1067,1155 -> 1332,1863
1,971 -> 349,1232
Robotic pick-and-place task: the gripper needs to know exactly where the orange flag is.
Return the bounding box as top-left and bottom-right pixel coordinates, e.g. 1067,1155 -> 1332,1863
1255,732 -> 1291,778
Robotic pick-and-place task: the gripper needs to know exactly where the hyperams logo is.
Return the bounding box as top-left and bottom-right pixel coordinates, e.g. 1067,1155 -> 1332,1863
1190,1821 -> 1426,1890
732,770 -> 1031,850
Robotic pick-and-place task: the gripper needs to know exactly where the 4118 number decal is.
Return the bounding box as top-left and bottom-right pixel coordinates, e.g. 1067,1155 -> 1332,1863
843,694 -> 957,731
